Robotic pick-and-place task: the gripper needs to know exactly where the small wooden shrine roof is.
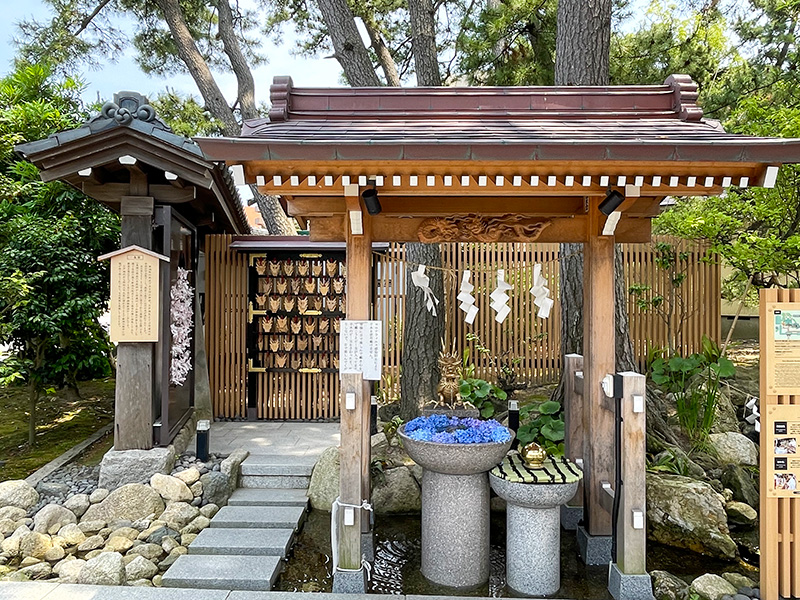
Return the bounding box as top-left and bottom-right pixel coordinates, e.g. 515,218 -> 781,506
16,92 -> 249,236
194,75 -> 800,244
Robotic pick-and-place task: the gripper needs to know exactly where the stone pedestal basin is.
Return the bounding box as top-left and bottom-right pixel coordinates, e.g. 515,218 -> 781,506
490,454 -> 582,597
399,424 -> 512,588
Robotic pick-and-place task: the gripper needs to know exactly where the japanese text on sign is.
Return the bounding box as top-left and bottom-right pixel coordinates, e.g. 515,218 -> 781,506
339,320 -> 382,381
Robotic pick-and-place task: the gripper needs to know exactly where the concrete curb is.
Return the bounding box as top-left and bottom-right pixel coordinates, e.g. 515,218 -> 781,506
24,423 -> 113,487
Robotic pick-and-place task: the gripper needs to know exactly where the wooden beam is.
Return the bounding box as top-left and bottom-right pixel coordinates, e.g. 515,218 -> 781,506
583,198 -> 616,537
308,214 -> 652,243
564,354 -> 584,511
82,182 -> 197,204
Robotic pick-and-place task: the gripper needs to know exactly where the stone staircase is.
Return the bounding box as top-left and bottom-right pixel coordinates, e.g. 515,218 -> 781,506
162,453 -> 316,591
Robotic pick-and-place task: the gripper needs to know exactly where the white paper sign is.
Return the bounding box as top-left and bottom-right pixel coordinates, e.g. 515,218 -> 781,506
339,320 -> 382,381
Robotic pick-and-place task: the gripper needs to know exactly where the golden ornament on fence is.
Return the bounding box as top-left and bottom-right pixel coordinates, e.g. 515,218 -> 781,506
255,257 -> 267,275
319,354 -> 328,369
276,278 -> 288,295
260,279 -> 272,294
326,296 -> 338,312
283,296 -> 296,312
319,318 -> 330,334
311,262 -> 323,277
297,296 -> 309,314
282,336 -> 295,352
333,277 -> 345,294
260,316 -> 273,333
304,277 -> 316,294
275,353 -> 288,368
291,278 -> 303,295
255,293 -> 267,309
333,318 -> 341,333
312,334 -> 323,348
333,357 -> 340,369
304,355 -> 316,369
269,337 -> 280,353
283,259 -> 294,276
291,355 -> 301,370
312,296 -> 323,311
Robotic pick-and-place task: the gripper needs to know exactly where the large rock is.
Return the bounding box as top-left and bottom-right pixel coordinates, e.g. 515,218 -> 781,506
372,467 -> 421,514
0,480 -> 39,511
98,447 -> 176,489
0,506 -> 27,521
159,502 -> 199,531
78,551 -> 126,586
33,503 -> 77,535
220,449 -> 249,498
128,543 -> 164,561
726,501 -> 757,526
57,558 -> 86,583
82,484 -> 165,524
709,432 -> 758,466
1,525 -> 32,556
720,464 -> 759,508
308,446 -> 340,511
63,494 -> 90,518
647,473 -> 737,560
150,473 -> 193,503
651,571 -> 690,600
710,389 -> 741,435
125,555 -> 158,580
689,573 -> 737,600
18,562 -> 52,580
19,531 -> 53,559
174,468 -> 200,486
199,471 -> 229,506
58,523 -> 86,546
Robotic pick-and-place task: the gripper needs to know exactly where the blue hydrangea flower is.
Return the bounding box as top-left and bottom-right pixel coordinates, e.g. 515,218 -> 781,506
403,414 -> 511,445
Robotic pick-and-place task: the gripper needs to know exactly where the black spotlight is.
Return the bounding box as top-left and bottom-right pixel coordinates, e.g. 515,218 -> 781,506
362,185 -> 382,215
599,189 -> 624,216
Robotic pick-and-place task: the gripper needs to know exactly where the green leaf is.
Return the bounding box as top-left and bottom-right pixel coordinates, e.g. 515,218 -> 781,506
541,420 -> 565,442
480,404 -> 495,418
539,400 -> 561,415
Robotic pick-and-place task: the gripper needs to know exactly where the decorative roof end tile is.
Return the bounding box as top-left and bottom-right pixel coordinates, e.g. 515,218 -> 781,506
269,76 -> 293,122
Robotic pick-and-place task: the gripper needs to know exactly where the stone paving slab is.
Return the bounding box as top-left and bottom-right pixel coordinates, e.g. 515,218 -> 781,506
228,593 -> 398,600
188,422 -> 339,457
161,555 -> 282,591
240,455 -> 317,476
0,582 -> 56,600
210,505 -> 306,530
228,488 -> 309,507
0,582 -> 231,600
239,475 -> 310,489
189,527 -> 295,556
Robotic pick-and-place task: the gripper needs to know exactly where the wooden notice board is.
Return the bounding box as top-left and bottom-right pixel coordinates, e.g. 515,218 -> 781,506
98,245 -> 169,343
765,302 -> 800,395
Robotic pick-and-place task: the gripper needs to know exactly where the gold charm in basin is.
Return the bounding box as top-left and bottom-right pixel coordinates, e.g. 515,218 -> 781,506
520,442 -> 548,468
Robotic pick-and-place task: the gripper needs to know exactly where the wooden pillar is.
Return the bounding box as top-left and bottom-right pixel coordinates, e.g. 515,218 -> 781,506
583,198 -> 616,536
616,371 -> 647,574
115,193 -> 155,450
337,185 -> 372,571
563,353 -> 584,510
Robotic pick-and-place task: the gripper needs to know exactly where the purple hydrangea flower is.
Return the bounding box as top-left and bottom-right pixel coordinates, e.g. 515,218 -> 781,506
404,414 -> 511,444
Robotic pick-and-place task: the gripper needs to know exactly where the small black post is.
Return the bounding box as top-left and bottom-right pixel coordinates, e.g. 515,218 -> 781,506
508,399 -> 520,449
196,419 -> 210,461
370,396 -> 378,436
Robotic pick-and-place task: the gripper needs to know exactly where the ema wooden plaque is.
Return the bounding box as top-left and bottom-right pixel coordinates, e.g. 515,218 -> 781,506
99,246 -> 168,343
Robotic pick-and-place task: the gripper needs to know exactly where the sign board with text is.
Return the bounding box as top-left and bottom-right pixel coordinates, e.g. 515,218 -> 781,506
765,302 -> 800,395
765,405 -> 800,498
339,320 -> 382,381
98,246 -> 168,343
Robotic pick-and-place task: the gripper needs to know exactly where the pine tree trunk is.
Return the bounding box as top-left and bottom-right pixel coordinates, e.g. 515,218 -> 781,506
553,0 -> 636,400
251,190 -> 296,235
216,0 -> 259,120
156,0 -> 239,135
314,0 -> 381,86
400,243 -> 445,421
407,0 -> 442,86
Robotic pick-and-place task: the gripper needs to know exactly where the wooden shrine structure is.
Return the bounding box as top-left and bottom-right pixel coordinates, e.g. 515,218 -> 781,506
17,92 -> 249,451
197,75 -> 800,596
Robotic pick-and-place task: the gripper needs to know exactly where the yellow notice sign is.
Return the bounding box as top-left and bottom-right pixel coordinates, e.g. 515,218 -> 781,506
765,405 -> 800,498
98,246 -> 168,343
765,303 -> 800,395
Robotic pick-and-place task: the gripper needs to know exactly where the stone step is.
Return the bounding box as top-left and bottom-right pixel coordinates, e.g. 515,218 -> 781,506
239,474 -> 311,490
161,554 -> 282,591
210,505 -> 306,530
188,527 -> 295,557
229,487 -> 309,507
240,454 -> 317,477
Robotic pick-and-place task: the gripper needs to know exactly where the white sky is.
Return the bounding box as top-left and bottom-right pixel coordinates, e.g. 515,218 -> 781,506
0,1 -> 344,107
